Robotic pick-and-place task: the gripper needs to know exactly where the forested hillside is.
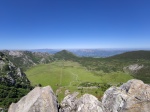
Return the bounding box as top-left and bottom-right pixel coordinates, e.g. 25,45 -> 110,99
0,52 -> 32,109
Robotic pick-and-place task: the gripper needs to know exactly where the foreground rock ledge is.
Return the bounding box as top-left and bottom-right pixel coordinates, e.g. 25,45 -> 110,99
8,86 -> 58,112
102,79 -> 150,112
8,79 -> 150,112
60,92 -> 104,112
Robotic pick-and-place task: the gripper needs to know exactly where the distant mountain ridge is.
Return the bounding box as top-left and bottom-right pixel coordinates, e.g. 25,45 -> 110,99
30,49 -> 135,57
1,50 -> 53,70
109,50 -> 150,60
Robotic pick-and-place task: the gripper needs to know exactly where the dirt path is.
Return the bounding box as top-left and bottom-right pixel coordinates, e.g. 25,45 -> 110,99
69,72 -> 80,87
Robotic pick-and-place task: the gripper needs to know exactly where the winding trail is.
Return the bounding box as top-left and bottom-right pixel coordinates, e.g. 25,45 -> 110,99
69,72 -> 80,87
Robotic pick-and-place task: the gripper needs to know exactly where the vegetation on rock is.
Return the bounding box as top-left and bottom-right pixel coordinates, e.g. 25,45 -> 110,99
0,52 -> 32,109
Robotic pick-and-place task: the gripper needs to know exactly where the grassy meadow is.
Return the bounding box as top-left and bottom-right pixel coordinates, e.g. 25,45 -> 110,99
26,60 -> 133,101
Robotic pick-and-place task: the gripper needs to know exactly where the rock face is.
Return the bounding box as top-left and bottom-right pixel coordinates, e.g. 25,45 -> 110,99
0,52 -> 30,87
60,92 -> 104,112
8,79 -> 150,112
60,92 -> 79,112
1,50 -> 52,70
102,79 -> 150,112
8,86 -> 58,112
76,94 -> 104,112
123,64 -> 144,74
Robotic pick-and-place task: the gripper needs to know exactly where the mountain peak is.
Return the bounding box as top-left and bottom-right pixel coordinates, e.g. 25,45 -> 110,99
54,50 -> 77,60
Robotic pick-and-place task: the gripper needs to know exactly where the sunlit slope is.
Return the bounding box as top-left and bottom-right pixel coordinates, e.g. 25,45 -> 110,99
26,61 -> 133,90
26,61 -> 102,90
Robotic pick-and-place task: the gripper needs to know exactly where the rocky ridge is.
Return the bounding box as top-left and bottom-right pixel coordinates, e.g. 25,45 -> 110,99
8,79 -> 150,112
1,50 -> 53,70
0,52 -> 30,87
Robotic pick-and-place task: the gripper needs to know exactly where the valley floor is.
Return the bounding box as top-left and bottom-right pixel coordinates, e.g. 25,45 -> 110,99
26,60 -> 133,101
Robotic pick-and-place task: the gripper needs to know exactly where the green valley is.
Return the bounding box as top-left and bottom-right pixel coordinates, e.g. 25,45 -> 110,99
26,60 -> 133,101
1,50 -> 150,110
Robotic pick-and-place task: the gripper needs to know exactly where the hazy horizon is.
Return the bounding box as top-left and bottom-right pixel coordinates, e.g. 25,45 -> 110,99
0,48 -> 150,50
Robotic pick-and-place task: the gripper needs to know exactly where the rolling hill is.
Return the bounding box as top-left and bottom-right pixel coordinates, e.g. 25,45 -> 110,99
54,50 -> 78,60
109,50 -> 150,60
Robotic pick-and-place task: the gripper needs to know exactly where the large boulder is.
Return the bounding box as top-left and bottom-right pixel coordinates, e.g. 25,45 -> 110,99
76,94 -> 104,112
102,79 -> 150,112
8,86 -> 58,112
60,92 -> 104,112
60,92 -> 79,112
8,79 -> 150,112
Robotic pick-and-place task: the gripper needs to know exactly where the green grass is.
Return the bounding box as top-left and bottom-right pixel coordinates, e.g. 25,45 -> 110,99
98,71 -> 133,84
26,60 -> 133,101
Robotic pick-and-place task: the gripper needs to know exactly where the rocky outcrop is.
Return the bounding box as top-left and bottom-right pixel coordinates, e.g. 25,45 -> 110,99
1,50 -> 53,70
60,92 -> 79,112
60,92 -> 104,112
123,64 -> 144,74
0,52 -> 30,87
102,79 -> 150,112
8,86 -> 58,112
8,51 -> 23,57
76,94 -> 104,112
61,79 -> 150,112
8,79 -> 150,112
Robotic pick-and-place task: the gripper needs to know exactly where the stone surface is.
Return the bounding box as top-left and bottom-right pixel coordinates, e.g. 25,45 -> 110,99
60,92 -> 79,112
60,92 -> 104,112
64,90 -> 70,96
76,94 -> 104,112
0,52 -> 30,86
8,79 -> 150,112
102,79 -> 150,112
123,64 -> 143,74
9,51 -> 23,57
8,86 -> 58,112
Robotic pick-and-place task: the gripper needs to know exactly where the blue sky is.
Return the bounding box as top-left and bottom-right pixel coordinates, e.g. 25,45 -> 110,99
0,0 -> 150,49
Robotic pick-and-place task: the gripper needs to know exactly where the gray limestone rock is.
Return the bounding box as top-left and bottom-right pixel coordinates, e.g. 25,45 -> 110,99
8,86 -> 58,112
76,94 -> 104,112
60,92 -> 104,112
8,79 -> 150,112
60,92 -> 79,112
102,79 -> 150,112
123,64 -> 144,74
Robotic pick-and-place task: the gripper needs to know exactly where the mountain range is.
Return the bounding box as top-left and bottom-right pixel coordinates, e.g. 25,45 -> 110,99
30,49 -> 141,57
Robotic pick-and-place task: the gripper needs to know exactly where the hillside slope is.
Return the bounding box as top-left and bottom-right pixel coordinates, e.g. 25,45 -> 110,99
109,50 -> 150,60
54,50 -> 78,61
1,50 -> 53,70
52,50 -> 150,83
107,50 -> 150,83
0,52 -> 31,109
